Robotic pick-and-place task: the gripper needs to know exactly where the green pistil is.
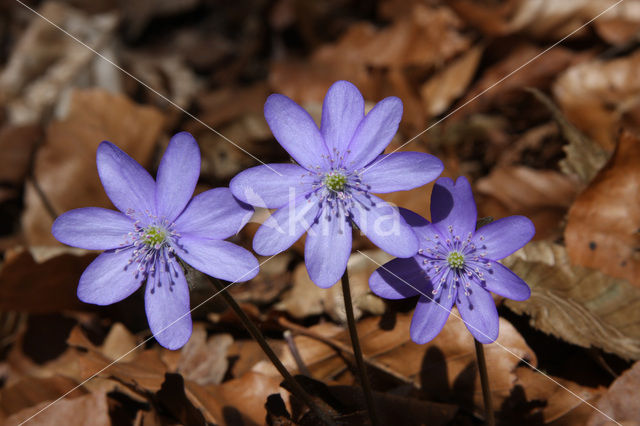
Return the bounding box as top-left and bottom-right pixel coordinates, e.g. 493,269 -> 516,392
447,251 -> 465,269
143,226 -> 167,247
324,173 -> 347,192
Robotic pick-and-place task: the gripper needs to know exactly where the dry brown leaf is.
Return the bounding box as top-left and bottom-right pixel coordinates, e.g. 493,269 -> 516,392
554,51 -> 640,150
0,2 -> 118,125
509,367 -> 604,424
475,166 -> 579,240
420,45 -> 484,117
4,392 -> 110,426
185,371 -> 289,425
588,360 -> 640,425
0,375 -> 86,418
452,44 -> 582,120
22,88 -> 163,245
526,88 -> 609,184
564,130 -> 640,288
503,241 -> 640,360
174,324 -> 233,386
0,246 -> 94,313
451,0 -> 638,40
0,124 -> 41,186
276,250 -> 390,321
273,311 -> 535,416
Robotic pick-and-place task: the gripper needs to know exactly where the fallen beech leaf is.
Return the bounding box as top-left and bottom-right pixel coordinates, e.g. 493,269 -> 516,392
185,371 -> 289,425
451,0 -> 637,40
564,130 -> 640,288
452,44 -> 581,120
508,366 -> 604,424
276,250 -> 390,321
4,392 -> 110,426
0,375 -> 86,418
175,324 -> 233,386
420,45 -> 484,117
554,51 -> 640,150
0,124 -> 41,186
503,241 -> 640,360
0,246 -> 94,313
588,361 -> 640,425
526,88 -> 609,184
274,311 -> 536,415
22,88 -> 163,245
475,166 -> 578,240
0,3 -> 118,125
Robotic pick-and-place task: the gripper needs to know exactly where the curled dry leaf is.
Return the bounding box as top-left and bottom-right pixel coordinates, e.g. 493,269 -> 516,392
276,250 -> 390,321
588,360 -> 640,425
525,88 -> 608,184
22,89 -> 163,245
503,241 -> 640,360
564,130 -> 640,288
553,50 -> 640,150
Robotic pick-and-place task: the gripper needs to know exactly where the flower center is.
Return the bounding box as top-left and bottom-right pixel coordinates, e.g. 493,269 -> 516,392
323,172 -> 347,192
142,225 -> 168,248
446,251 -> 465,269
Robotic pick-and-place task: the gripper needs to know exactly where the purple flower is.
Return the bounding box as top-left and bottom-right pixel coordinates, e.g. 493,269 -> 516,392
230,81 -> 443,288
369,177 -> 535,344
52,132 -> 258,349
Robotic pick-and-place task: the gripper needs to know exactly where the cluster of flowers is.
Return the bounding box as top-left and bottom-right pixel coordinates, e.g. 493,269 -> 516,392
53,81 -> 534,350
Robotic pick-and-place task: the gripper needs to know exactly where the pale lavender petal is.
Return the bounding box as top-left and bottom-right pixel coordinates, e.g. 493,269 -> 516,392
97,141 -> 156,218
304,207 -> 352,288
145,259 -> 192,350
480,262 -> 531,301
345,96 -> 403,170
369,257 -> 423,299
253,194 -> 321,256
156,132 -> 201,222
457,284 -> 499,343
52,207 -> 133,250
320,81 -> 364,156
473,216 -> 535,260
264,94 -> 330,170
430,176 -> 477,237
361,152 -> 443,193
77,248 -> 142,305
410,293 -> 455,344
175,188 -> 253,240
230,163 -> 313,209
350,192 -> 418,258
175,235 -> 259,283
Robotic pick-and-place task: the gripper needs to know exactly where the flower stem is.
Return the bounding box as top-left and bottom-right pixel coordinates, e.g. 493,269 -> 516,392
340,270 -> 379,426
474,339 -> 495,426
208,277 -> 335,426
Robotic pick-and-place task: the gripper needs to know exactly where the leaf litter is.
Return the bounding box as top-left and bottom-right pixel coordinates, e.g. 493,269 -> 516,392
1,0 -> 640,424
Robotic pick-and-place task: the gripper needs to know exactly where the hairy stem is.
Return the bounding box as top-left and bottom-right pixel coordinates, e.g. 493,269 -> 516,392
340,270 -> 379,426
474,339 -> 495,426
